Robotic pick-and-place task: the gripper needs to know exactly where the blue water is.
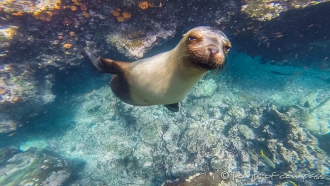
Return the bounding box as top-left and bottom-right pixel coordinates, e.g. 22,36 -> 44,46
1,1 -> 330,186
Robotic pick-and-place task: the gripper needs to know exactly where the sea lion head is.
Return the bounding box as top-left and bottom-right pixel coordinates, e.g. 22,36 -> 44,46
181,26 -> 231,71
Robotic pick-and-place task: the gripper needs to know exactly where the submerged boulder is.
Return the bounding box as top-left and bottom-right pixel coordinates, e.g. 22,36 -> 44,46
0,148 -> 71,185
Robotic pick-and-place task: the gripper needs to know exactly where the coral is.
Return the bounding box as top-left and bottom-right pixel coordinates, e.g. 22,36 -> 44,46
237,124 -> 255,139
62,17 -> 72,26
63,43 -> 72,49
181,121 -> 218,155
69,31 -> 75,37
70,6 -> 78,11
138,1 -> 149,9
162,171 -> 241,186
223,105 -> 246,123
0,0 -> 61,21
0,25 -> 19,45
80,4 -> 87,11
106,27 -> 177,58
0,148 -> 71,185
122,12 -> 132,19
116,16 -> 125,22
139,120 -> 163,144
0,114 -> 18,133
0,87 -> 6,95
12,12 -> 24,16
191,79 -> 217,98
33,10 -> 58,21
111,9 -> 131,22
0,25 -> 18,57
240,0 -> 330,21
72,0 -> 81,6
42,170 -> 71,186
265,105 -> 328,175
111,10 -> 121,17
82,11 -> 90,18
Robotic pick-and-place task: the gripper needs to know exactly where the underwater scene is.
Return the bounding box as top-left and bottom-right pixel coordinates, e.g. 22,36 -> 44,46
0,0 -> 330,185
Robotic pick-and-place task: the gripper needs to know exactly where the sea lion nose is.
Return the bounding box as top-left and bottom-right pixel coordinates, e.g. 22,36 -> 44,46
208,47 -> 219,56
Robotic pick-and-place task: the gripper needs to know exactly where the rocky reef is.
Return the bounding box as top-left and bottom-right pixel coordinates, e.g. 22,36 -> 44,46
0,0 -> 330,185
43,65 -> 330,185
0,0 -> 330,134
0,147 -> 71,185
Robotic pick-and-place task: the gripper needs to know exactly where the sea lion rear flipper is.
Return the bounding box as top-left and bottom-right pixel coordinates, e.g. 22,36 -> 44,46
164,103 -> 180,112
81,49 -> 127,74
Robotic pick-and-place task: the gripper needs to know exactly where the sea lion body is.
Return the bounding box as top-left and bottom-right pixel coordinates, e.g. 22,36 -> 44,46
82,26 -> 231,111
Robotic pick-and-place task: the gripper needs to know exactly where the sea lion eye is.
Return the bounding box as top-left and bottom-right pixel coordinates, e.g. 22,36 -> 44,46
224,45 -> 231,52
188,36 -> 197,41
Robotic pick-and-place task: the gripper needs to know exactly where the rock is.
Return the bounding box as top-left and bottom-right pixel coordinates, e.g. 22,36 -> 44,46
163,123 -> 180,153
106,27 -> 176,59
0,148 -> 71,186
237,125 -> 255,139
305,97 -> 330,135
0,114 -> 18,133
161,171 -> 242,186
181,122 -> 218,156
139,120 -> 163,144
223,105 -> 246,123
191,79 -> 217,98
298,90 -> 320,108
0,25 -> 19,56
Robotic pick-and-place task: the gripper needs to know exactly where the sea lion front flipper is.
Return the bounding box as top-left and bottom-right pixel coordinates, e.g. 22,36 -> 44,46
164,103 -> 180,112
81,49 -> 127,74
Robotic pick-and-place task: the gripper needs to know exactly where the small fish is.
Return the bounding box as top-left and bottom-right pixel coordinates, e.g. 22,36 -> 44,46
260,150 -> 276,169
8,132 -> 15,137
270,71 -> 293,76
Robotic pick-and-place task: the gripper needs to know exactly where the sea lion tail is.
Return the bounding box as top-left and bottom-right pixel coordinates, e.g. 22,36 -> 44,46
81,49 -> 106,72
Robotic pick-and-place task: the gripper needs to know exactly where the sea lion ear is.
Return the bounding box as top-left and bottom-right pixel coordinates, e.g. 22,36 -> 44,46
182,34 -> 185,37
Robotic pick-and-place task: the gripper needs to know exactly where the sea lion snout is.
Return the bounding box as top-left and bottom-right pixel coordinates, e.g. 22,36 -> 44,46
208,46 -> 219,56
183,27 -> 230,71
187,43 -> 225,70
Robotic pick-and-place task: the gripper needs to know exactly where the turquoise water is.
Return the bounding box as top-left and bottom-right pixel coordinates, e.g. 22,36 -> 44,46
2,50 -> 329,185
1,1 -> 330,186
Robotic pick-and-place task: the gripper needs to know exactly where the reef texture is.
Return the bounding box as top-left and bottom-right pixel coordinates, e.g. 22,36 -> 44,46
0,147 -> 71,185
0,0 -> 330,185
0,0 -> 330,133
42,73 -> 330,185
241,0 -> 330,21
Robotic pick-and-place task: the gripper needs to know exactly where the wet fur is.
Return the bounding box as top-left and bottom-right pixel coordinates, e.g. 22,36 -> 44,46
82,26 -> 231,108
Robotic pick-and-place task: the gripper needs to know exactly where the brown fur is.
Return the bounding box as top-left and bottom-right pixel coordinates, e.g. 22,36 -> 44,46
82,26 -> 231,109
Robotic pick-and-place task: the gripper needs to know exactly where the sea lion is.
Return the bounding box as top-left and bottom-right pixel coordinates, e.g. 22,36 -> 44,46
82,26 -> 231,112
